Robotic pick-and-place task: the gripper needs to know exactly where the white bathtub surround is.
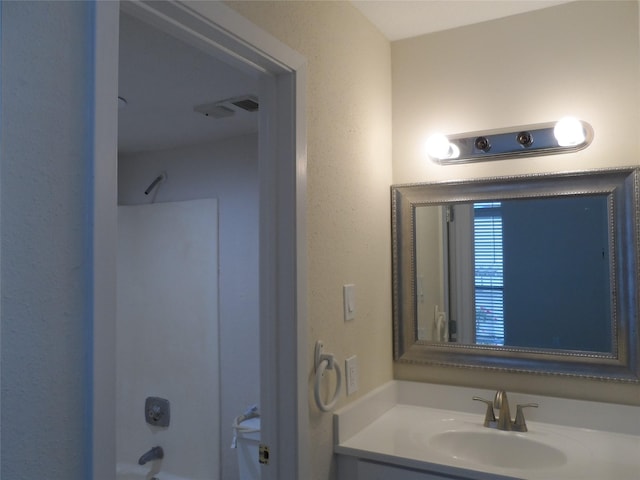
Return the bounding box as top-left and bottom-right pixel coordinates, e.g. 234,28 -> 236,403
117,199 -> 219,479
119,134 -> 260,479
334,381 -> 640,479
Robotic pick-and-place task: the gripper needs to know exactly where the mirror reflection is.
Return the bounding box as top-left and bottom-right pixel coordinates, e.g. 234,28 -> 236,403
415,195 -> 612,353
392,168 -> 640,382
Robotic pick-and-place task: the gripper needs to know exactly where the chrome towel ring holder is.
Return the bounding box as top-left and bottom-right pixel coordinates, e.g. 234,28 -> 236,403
313,340 -> 342,412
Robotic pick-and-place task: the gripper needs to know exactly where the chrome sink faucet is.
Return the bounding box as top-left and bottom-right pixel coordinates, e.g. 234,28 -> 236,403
473,390 -> 538,432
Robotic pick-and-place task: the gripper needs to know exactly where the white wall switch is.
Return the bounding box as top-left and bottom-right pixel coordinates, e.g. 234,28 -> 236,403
345,355 -> 358,396
343,284 -> 356,321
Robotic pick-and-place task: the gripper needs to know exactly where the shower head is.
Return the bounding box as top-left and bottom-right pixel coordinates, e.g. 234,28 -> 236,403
144,172 -> 167,196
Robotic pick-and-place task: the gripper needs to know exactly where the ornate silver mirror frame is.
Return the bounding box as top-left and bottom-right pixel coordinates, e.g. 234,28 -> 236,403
392,167 -> 640,382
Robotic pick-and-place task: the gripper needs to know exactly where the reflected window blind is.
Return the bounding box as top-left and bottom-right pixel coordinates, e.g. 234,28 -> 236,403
473,202 -> 504,346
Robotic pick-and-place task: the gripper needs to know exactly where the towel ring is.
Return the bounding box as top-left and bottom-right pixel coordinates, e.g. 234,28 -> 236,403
313,341 -> 342,412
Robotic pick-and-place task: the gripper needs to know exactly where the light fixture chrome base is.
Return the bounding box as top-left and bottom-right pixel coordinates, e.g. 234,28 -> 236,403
429,120 -> 593,165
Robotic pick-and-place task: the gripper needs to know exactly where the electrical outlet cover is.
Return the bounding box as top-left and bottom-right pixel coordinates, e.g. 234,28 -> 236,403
345,355 -> 359,396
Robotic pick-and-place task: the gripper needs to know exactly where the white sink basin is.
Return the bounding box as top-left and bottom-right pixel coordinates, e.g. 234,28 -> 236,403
334,382 -> 640,480
428,430 -> 567,470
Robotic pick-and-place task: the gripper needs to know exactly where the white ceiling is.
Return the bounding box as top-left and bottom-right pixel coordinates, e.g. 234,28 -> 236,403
119,2 -> 575,154
118,13 -> 259,155
351,0 -> 574,41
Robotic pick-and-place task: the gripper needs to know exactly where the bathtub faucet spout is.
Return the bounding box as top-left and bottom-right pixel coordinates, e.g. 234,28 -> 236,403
138,446 -> 164,465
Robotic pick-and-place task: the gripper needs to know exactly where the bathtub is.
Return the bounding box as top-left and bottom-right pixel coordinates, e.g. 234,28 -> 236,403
116,463 -> 194,480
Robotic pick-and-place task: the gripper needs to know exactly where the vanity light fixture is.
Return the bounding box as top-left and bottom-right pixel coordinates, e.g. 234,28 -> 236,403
425,118 -> 593,165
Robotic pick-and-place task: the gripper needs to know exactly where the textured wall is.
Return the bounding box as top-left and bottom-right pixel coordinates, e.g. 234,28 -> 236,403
119,135 -> 259,480
392,0 -> 640,184
391,1 -> 640,404
1,1 -> 93,477
225,2 -> 393,479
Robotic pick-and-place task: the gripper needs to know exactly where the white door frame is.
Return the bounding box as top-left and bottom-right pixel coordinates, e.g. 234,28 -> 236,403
91,2 -> 308,479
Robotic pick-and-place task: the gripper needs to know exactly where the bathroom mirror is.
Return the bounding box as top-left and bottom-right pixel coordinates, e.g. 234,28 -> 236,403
392,167 -> 640,382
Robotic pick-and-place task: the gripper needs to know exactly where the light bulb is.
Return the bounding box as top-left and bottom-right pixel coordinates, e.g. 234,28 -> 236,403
449,142 -> 460,159
425,133 -> 453,160
554,117 -> 586,147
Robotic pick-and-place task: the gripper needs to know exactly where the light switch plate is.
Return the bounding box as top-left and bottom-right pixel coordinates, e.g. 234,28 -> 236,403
343,284 -> 356,321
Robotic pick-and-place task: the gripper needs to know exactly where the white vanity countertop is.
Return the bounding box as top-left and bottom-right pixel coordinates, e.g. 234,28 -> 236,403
333,381 -> 640,480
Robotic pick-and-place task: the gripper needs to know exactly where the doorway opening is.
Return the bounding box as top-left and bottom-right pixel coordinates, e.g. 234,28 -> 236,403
91,2 -> 308,479
116,9 -> 261,478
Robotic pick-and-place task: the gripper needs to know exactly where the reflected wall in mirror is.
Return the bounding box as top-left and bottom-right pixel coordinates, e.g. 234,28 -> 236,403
416,196 -> 612,352
392,168 -> 640,382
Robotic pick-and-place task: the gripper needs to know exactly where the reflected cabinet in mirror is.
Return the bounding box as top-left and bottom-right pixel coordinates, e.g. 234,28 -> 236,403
392,168 -> 640,382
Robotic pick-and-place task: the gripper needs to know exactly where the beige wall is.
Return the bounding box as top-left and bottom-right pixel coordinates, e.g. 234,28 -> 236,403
226,1 -> 640,478
392,1 -> 640,405
226,2 -> 393,479
393,0 -> 640,184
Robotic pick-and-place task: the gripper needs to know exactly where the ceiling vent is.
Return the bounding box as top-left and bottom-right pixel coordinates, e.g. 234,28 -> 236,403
194,95 -> 259,119
193,103 -> 235,119
230,96 -> 259,112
